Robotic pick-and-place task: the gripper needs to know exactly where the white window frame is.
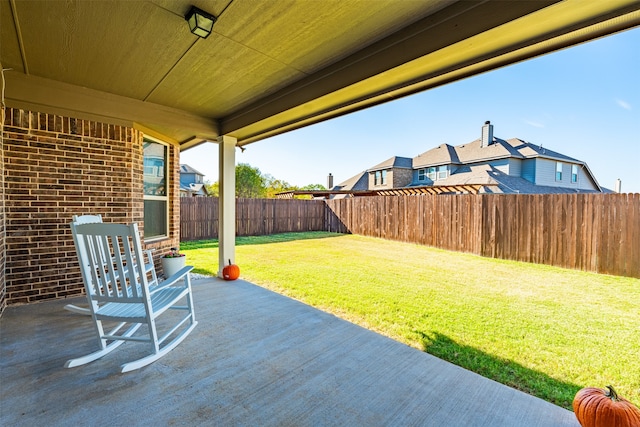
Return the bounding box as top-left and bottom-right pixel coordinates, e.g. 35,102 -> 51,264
374,170 -> 387,186
556,162 -> 563,181
427,167 -> 437,181
571,164 -> 578,183
418,168 -> 427,181
437,165 -> 448,180
143,137 -> 169,241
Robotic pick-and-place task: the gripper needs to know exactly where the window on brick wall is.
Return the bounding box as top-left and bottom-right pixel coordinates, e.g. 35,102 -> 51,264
143,138 -> 168,240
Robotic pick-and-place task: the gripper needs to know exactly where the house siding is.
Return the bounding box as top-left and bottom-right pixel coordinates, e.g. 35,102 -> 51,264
1,108 -> 181,308
487,159 -> 510,174
533,158 -> 598,190
522,159 -> 536,183
369,169 -> 393,189
573,165 -> 599,191
508,158 -> 522,177
368,171 -> 377,188
180,172 -> 203,186
535,158 -> 565,187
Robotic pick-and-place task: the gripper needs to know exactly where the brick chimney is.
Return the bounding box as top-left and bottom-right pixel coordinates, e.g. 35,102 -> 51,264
481,121 -> 493,148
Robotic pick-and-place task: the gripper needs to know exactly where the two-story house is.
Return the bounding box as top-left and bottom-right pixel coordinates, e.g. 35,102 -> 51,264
179,164 -> 210,197
334,122 -> 603,195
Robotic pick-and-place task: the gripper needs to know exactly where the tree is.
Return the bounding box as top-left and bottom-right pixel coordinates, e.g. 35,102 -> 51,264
204,180 -> 218,197
235,163 -> 266,198
209,164 -> 326,198
301,184 -> 326,191
264,174 -> 292,198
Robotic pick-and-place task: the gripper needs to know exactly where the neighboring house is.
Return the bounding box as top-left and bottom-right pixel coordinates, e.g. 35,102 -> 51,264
334,121 -> 604,196
180,164 -> 209,197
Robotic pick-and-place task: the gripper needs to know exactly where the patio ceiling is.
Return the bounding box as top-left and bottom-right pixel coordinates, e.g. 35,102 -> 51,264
2,0 -> 639,148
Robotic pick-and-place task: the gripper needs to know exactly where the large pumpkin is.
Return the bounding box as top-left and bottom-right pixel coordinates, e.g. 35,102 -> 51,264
573,385 -> 640,427
222,259 -> 240,281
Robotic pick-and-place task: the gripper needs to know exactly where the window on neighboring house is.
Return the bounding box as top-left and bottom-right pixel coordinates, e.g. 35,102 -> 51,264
143,138 -> 168,240
571,164 -> 578,183
437,165 -> 448,180
556,162 -> 563,181
374,170 -> 388,186
427,167 -> 437,180
418,168 -> 426,181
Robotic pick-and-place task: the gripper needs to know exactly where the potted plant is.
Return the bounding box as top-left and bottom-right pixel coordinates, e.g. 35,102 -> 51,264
161,247 -> 186,277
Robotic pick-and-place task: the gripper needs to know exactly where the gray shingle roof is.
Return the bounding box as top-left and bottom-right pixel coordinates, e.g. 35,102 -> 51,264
180,164 -> 206,175
413,144 -> 458,168
368,156 -> 413,171
179,182 -> 209,195
334,171 -> 369,191
413,137 -> 584,168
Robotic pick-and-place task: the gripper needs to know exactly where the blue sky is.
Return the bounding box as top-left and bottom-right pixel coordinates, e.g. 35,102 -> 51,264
182,27 -> 640,193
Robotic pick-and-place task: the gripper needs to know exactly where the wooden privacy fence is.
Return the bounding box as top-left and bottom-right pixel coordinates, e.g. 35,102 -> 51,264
181,194 -> 639,278
325,193 -> 640,278
180,197 -> 326,241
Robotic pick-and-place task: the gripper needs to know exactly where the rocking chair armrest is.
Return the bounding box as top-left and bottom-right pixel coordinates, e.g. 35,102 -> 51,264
149,265 -> 194,294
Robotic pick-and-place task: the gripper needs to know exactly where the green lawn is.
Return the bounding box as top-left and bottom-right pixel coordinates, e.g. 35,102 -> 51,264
181,232 -> 640,410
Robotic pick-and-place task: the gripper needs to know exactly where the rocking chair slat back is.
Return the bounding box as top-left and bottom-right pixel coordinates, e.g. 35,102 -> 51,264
66,220 -> 197,372
78,222 -> 148,304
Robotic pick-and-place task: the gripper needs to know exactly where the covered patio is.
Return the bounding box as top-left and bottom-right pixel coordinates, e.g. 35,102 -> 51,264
2,0 -> 640,298
1,277 -> 579,426
1,1 -> 639,424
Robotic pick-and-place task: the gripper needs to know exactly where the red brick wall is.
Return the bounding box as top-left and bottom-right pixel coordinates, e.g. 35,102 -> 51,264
1,107 -> 6,315
1,108 -> 181,307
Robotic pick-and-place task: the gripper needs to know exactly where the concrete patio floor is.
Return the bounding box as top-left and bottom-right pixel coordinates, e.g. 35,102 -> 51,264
1,277 -> 579,427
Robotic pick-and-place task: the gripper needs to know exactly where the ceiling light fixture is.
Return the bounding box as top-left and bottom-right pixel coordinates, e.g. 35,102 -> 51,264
185,6 -> 216,39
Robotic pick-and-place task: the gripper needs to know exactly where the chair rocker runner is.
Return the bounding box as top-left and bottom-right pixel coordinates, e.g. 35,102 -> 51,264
65,222 -> 197,372
65,214 -> 157,315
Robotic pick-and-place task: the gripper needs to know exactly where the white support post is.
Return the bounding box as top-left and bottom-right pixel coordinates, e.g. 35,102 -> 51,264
218,135 -> 237,277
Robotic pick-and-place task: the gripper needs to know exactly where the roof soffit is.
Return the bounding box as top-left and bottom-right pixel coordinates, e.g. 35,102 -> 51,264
222,0 -> 562,138
2,0 -> 639,146
224,0 -> 640,144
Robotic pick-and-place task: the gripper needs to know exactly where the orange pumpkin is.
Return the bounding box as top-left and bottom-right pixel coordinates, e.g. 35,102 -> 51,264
573,386 -> 640,427
222,259 -> 240,281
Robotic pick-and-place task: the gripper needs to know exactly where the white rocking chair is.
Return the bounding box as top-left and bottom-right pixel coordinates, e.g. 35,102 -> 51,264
65,214 -> 157,315
65,221 -> 197,372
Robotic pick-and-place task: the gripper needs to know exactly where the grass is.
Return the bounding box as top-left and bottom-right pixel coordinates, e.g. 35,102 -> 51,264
181,232 -> 640,410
